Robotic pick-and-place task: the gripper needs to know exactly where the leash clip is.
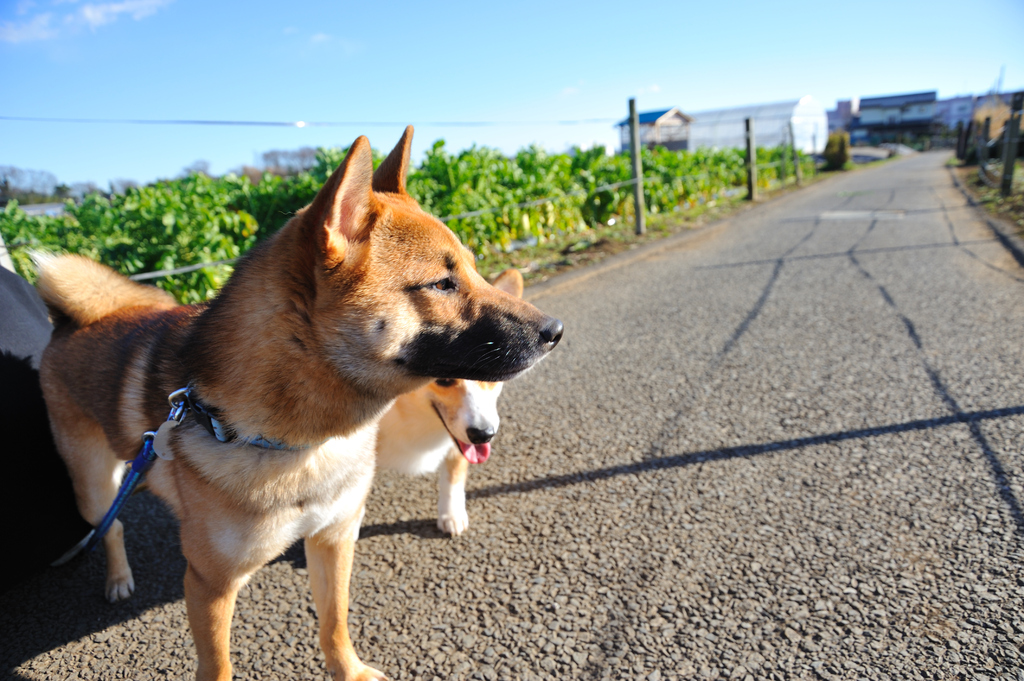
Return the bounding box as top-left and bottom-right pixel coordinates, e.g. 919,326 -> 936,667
166,386 -> 191,423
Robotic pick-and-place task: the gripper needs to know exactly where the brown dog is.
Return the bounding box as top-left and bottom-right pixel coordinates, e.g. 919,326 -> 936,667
36,127 -> 562,681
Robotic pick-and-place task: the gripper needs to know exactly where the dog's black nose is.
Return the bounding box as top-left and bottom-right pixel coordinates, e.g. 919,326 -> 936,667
466,426 -> 496,444
540,317 -> 563,347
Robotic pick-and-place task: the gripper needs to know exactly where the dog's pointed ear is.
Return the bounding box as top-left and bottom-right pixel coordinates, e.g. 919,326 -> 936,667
492,268 -> 524,298
307,136 -> 375,261
372,125 -> 414,195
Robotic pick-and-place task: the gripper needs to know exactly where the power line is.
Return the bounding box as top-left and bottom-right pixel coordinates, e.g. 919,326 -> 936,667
0,115 -> 618,128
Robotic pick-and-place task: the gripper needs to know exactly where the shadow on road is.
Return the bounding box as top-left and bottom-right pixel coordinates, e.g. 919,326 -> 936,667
270,519 -> 453,571
462,404 -> 1024,523
0,492 -> 185,677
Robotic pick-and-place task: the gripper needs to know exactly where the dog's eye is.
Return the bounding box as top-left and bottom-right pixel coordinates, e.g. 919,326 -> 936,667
432,278 -> 456,292
435,378 -> 456,388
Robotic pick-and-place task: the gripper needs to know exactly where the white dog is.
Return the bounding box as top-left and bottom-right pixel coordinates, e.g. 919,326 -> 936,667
375,269 -> 522,535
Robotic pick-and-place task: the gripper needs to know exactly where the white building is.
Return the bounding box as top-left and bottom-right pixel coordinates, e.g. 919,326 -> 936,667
615,107 -> 693,152
934,95 -> 976,130
687,96 -> 828,154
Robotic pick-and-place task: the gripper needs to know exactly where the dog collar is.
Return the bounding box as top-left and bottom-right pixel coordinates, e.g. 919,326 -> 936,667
179,387 -> 323,451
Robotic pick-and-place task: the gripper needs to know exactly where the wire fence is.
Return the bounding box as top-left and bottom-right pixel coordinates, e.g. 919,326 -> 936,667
974,94 -> 1023,195
0,154 -> 819,283
123,160 -> 818,283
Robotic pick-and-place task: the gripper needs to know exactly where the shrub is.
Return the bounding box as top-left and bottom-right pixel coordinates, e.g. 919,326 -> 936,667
823,132 -> 850,171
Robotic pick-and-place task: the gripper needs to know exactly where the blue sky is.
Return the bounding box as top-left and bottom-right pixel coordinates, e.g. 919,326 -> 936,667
2,0 -> 1023,187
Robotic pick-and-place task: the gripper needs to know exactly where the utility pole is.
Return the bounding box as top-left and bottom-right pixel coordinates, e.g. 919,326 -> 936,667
745,117 -> 757,201
628,98 -> 646,235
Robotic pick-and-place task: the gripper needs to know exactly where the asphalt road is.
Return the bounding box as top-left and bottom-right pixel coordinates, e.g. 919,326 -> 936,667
3,151 -> 1023,681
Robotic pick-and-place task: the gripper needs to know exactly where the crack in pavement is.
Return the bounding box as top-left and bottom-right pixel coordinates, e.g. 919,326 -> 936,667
693,239 -> 999,270
712,218 -> 821,367
846,248 -> 1024,539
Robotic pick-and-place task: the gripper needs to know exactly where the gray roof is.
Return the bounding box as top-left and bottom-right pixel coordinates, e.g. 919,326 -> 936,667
859,91 -> 936,109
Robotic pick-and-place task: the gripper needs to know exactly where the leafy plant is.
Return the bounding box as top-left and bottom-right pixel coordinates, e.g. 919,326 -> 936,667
1,139 -> 796,302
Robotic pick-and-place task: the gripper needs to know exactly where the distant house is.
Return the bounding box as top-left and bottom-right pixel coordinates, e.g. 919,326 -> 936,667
616,108 -> 693,152
686,96 -> 828,154
934,95 -> 976,131
827,98 -> 859,132
851,91 -> 937,143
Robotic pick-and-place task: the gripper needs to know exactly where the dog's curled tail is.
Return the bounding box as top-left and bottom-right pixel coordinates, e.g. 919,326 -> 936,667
33,252 -> 177,328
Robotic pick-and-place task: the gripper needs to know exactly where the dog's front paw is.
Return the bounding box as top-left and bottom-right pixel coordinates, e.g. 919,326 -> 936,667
437,509 -> 469,536
105,569 -> 135,602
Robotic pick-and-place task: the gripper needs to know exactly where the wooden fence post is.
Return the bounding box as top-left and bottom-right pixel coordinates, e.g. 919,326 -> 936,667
790,121 -> 803,186
779,141 -> 787,186
1001,92 -> 1023,197
980,117 -> 991,167
628,98 -> 646,235
745,118 -> 757,201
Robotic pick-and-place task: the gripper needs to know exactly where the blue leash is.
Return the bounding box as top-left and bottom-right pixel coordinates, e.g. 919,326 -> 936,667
71,384 -> 319,559
81,389 -> 189,554
82,436 -> 159,553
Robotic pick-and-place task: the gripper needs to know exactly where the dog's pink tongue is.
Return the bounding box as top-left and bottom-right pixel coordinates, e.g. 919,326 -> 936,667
458,441 -> 491,464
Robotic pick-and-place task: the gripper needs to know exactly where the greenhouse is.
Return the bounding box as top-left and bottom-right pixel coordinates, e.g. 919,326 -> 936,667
687,96 -> 828,154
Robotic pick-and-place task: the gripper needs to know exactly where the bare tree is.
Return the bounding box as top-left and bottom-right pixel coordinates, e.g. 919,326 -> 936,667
260,147 -> 317,176
109,179 -> 139,195
181,160 -> 211,177
69,182 -> 101,200
0,165 -> 60,204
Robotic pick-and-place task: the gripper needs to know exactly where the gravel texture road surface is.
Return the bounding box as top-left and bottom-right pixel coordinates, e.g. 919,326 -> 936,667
3,151 -> 1023,680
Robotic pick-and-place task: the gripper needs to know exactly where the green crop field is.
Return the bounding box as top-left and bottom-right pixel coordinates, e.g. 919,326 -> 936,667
1,141 -> 812,303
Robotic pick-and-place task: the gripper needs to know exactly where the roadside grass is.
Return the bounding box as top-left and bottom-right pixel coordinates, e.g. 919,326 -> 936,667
953,161 -> 1024,237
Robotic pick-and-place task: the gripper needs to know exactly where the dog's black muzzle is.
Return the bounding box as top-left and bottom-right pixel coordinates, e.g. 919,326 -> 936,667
401,309 -> 563,382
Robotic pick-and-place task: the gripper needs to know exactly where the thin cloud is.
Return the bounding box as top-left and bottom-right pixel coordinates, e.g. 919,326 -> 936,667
561,80 -> 584,97
79,0 -> 174,29
306,33 -> 360,55
0,12 -> 57,43
0,0 -> 172,42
